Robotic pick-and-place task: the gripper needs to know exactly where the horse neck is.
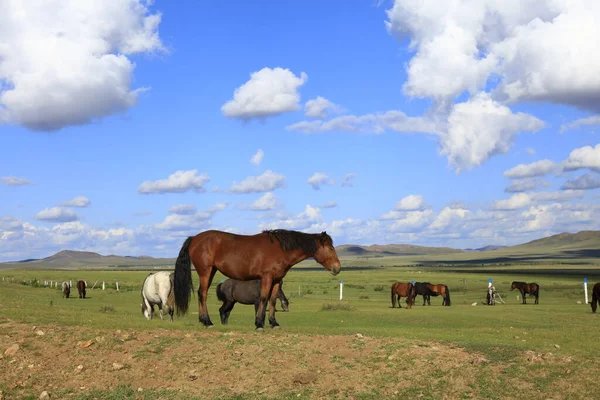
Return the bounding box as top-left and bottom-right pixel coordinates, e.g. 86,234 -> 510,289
283,248 -> 312,269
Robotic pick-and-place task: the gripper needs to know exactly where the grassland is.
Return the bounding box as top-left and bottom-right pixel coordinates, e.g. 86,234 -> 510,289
2,265 -> 600,399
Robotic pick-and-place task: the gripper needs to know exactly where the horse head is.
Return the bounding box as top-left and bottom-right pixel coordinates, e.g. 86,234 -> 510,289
314,231 -> 342,276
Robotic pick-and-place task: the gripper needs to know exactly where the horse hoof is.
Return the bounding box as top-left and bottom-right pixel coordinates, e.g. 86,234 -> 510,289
272,325 -> 280,330
256,327 -> 264,332
206,325 -> 214,329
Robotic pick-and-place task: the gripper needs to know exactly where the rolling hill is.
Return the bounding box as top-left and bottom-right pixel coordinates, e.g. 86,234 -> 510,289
2,230 -> 600,270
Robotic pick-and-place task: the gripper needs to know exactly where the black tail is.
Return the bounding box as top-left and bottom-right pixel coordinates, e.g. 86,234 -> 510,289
216,282 -> 226,303
174,237 -> 194,316
592,288 -> 598,313
445,285 -> 451,306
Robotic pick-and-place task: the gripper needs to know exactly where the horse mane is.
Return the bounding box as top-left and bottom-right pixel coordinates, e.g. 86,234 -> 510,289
263,229 -> 332,255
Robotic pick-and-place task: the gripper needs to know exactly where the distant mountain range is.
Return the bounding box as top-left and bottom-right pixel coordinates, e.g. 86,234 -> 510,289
2,230 -> 600,269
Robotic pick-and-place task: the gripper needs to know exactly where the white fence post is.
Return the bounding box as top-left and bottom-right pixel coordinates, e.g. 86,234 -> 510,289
488,278 -> 492,288
115,281 -> 119,291
102,281 -> 105,290
339,280 -> 343,300
584,278 -> 589,304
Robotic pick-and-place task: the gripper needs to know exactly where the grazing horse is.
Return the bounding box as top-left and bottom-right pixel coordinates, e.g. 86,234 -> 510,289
174,229 -> 342,329
61,281 -> 71,298
141,271 -> 175,322
426,283 -> 451,306
390,282 -> 413,309
590,283 -> 600,313
412,282 -> 436,306
216,279 -> 290,325
511,281 -> 539,304
76,280 -> 86,299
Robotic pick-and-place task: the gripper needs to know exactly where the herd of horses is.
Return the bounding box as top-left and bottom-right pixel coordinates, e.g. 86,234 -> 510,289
54,229 -> 600,328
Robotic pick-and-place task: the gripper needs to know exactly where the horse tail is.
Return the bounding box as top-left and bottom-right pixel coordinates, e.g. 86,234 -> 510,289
216,282 -> 226,303
445,285 -> 451,306
391,284 -> 397,308
592,286 -> 598,313
174,236 -> 194,316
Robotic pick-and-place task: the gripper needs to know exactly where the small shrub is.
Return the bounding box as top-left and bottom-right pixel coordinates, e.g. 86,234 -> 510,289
321,302 -> 354,311
322,290 -> 328,294
373,285 -> 385,292
305,288 -> 313,295
359,295 -> 370,299
100,305 -> 115,313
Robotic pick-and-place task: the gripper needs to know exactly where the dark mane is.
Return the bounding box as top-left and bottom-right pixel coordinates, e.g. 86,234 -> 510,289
263,229 -> 332,255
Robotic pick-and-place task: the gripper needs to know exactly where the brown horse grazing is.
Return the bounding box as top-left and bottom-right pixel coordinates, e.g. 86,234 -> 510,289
391,282 -> 413,309
511,281 -> 539,304
590,283 -> 600,313
174,229 -> 341,329
425,283 -> 451,306
61,281 -> 70,298
77,280 -> 86,299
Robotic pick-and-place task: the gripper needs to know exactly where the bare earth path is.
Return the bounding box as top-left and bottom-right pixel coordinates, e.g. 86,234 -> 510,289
0,320 -> 596,399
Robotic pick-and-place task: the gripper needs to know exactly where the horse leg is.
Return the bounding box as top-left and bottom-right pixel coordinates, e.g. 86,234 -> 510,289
255,276 -> 273,330
198,267 -> 218,327
268,281 -> 281,328
522,290 -> 526,304
219,300 -> 235,325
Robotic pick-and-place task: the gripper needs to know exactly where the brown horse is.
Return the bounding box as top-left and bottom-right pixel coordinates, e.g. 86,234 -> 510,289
511,281 -> 539,304
391,282 -> 413,308
590,283 -> 600,313
425,283 -> 451,306
173,229 -> 341,329
77,280 -> 86,299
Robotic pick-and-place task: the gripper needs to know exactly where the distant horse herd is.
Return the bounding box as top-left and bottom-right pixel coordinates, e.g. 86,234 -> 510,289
54,228 -> 599,328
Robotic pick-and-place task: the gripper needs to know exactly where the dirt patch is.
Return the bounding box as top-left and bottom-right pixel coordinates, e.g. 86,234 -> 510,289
0,320 -> 595,399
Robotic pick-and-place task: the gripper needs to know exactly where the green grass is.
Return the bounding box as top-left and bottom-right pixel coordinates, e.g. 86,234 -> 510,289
1,266 -> 599,357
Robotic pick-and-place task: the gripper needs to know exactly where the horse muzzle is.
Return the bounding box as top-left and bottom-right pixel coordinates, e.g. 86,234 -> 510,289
331,265 -> 341,276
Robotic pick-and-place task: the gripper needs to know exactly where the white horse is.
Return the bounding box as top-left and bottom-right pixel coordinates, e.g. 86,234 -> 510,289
61,281 -> 71,298
141,271 -> 175,322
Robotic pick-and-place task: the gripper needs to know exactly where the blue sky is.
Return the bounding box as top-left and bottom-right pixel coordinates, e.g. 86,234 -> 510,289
1,0 -> 600,261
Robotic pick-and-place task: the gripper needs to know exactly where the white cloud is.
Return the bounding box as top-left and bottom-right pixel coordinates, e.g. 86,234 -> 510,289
494,190 -> 584,210
321,201 -> 338,209
155,202 -> 227,231
229,170 -> 286,194
138,170 -> 210,194
221,67 -> 307,120
307,173 -> 334,190
168,204 -> 197,215
385,0 -> 600,113
526,148 -> 536,155
395,194 -> 427,211
0,1 -> 164,132
504,159 -> 557,179
341,173 -> 358,188
249,193 -> 278,211
563,144 -> 600,172
562,173 -> 600,190
1,176 -> 34,186
250,149 -> 264,165
304,96 -> 344,119
440,93 -> 545,171
428,207 -> 470,231
258,204 -> 322,231
35,207 -> 79,223
560,115 -> 600,133
505,179 -> 548,193
388,209 -> 434,232
288,94 -> 543,171
286,110 -> 440,135
59,196 -> 91,208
